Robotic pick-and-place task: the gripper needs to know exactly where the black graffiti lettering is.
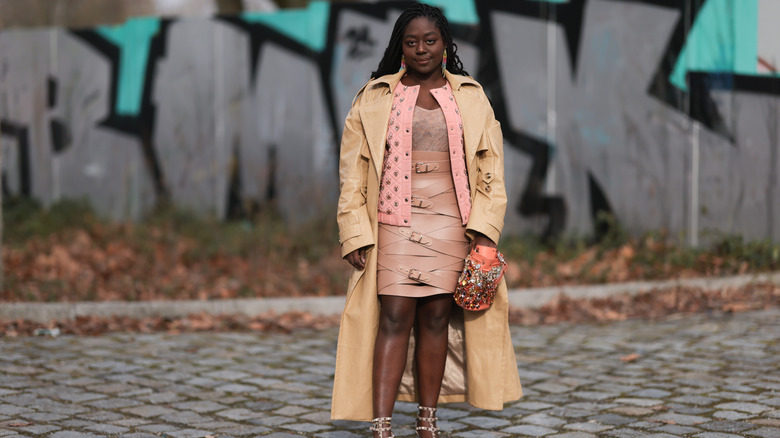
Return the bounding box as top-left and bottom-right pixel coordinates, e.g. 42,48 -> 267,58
345,26 -> 375,60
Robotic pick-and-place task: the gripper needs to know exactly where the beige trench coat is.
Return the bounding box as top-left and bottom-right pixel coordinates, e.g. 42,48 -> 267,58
332,69 -> 522,421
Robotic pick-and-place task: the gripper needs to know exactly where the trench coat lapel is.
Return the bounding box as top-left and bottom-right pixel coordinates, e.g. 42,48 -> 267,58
359,96 -> 392,179
448,72 -> 487,166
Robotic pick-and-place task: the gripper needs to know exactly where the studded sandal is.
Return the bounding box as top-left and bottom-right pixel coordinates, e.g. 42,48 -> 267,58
415,406 -> 440,438
370,416 -> 394,438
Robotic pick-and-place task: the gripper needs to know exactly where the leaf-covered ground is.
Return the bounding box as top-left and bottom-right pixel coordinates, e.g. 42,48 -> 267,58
2,199 -> 779,303
2,284 -> 777,337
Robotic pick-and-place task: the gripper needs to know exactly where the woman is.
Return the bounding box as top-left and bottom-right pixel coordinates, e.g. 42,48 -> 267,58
332,5 -> 521,437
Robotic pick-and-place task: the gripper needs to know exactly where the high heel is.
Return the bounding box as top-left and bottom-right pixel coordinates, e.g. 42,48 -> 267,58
416,406 -> 440,437
370,416 -> 394,438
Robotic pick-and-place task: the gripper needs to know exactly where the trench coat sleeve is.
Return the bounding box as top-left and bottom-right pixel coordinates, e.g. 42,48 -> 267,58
337,105 -> 375,258
466,103 -> 507,244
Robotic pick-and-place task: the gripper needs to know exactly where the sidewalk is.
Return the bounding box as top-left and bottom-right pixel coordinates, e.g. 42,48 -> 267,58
1,308 -> 779,437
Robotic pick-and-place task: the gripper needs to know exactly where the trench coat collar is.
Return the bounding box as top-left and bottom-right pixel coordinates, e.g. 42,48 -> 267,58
358,69 -> 485,178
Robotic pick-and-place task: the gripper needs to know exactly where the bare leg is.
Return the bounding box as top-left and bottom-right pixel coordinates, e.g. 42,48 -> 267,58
414,294 -> 452,407
413,294 -> 451,437
373,295 -> 417,436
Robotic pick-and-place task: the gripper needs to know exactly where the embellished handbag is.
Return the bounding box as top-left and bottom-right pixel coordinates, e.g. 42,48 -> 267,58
454,245 -> 507,311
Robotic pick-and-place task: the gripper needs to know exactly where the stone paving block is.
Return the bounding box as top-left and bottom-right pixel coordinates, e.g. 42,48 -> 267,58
160,411 -> 213,425
454,431 -> 510,437
652,424 -> 701,434
520,413 -> 566,428
590,413 -> 633,425
172,400 -> 228,413
86,423 -> 129,434
203,370 -> 250,381
79,410 -> 125,422
314,431 -> 363,438
166,428 -> 216,437
20,412 -> 68,422
533,383 -> 572,394
57,392 -> 106,403
123,405 -> 179,418
220,425 -> 272,436
272,405 -> 311,417
459,416 -> 512,429
137,423 -> 179,433
0,405 -> 32,416
563,421 -> 614,433
18,424 -> 60,435
301,410 -> 334,423
214,383 -> 257,394
630,389 -> 671,398
699,420 -> 756,433
113,418 -> 150,427
614,398 -> 663,407
601,428 -> 644,437
121,434 -> 159,438
548,433 -> 596,438
263,433 -> 313,438
500,424 -> 556,436
250,415 -> 297,427
609,406 -> 654,417
715,402 -> 772,414
216,408 -> 265,421
280,422 -> 332,433
49,431 -> 102,438
747,427 -> 780,438
693,433 -> 745,438
712,392 -> 764,401
665,403 -> 711,415
650,412 -> 711,426
514,402 -> 555,411
571,391 -> 616,401
714,410 -> 754,420
84,396 -> 142,409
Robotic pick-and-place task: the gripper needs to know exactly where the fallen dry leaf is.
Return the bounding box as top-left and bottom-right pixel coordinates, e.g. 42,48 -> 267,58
620,353 -> 641,363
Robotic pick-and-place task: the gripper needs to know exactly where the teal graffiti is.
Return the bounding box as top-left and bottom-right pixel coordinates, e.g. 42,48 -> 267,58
670,0 -> 759,91
97,17 -> 161,117
420,0 -> 479,25
241,1 -> 330,52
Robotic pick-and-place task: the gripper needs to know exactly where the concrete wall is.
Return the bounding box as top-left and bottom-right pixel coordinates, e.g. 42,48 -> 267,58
1,0 -> 779,242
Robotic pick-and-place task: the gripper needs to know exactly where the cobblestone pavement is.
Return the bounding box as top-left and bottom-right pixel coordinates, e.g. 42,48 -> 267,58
1,308 -> 779,438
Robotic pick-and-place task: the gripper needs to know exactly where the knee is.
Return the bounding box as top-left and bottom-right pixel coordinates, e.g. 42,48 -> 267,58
378,308 -> 415,337
418,310 -> 450,334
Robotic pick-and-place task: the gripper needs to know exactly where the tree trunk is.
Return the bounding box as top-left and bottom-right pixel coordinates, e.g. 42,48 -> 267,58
216,0 -> 244,15
0,121 -> 4,291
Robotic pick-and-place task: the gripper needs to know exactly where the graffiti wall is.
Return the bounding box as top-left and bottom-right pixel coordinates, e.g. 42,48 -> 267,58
1,0 -> 778,242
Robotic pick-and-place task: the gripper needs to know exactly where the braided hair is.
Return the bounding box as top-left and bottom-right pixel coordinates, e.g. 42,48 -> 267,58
372,4 -> 468,79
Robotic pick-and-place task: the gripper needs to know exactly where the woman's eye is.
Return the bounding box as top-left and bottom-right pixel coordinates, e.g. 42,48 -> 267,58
426,39 -> 435,44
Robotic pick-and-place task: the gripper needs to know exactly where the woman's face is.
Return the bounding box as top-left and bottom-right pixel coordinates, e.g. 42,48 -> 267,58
401,17 -> 446,76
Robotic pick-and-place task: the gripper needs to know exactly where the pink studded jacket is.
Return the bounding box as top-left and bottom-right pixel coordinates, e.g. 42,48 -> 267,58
377,81 -> 471,226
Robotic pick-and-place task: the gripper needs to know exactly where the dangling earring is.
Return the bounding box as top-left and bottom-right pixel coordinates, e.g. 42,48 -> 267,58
400,55 -> 406,71
441,49 -> 447,77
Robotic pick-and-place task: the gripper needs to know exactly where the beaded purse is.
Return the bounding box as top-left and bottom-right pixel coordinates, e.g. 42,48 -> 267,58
454,245 -> 507,311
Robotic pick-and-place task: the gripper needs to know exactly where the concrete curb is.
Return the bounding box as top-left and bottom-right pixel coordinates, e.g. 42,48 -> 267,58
3,272 -> 780,323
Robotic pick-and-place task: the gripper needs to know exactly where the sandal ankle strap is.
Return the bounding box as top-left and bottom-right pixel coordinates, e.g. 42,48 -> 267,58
370,417 -> 394,436
416,407 -> 440,436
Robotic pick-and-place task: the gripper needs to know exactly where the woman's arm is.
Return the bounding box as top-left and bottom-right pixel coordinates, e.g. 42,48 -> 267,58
466,100 -> 507,247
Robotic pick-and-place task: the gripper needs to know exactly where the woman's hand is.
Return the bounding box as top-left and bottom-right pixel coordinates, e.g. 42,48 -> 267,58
472,233 -> 497,250
345,247 -> 368,270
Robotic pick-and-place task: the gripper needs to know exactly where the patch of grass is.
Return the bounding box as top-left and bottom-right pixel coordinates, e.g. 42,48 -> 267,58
3,197 -> 98,245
